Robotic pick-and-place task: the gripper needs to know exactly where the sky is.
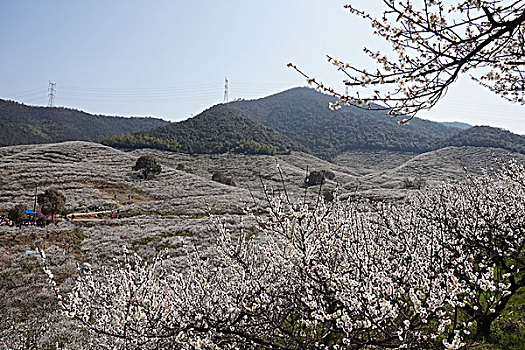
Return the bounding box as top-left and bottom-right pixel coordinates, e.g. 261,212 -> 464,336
1,0 -> 523,134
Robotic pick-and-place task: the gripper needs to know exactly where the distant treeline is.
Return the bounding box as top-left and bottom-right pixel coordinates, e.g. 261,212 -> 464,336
5,88 -> 525,158
102,105 -> 301,155
0,99 -> 168,146
442,126 -> 525,154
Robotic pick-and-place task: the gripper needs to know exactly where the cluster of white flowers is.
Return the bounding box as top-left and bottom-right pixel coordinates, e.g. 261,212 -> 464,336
42,162 -> 525,349
289,1 -> 525,119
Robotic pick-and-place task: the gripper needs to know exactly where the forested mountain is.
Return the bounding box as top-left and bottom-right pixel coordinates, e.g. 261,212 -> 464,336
442,126 -> 525,154
230,87 -> 463,159
0,99 -> 169,146
7,88 -> 522,160
102,104 -> 303,155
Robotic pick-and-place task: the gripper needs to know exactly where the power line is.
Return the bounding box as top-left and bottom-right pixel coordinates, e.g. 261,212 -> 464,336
4,86 -> 47,99
24,97 -> 48,105
6,91 -> 47,100
5,81 -> 305,107
48,81 -> 56,107
59,95 -> 222,103
59,87 -> 222,98
60,83 -> 222,91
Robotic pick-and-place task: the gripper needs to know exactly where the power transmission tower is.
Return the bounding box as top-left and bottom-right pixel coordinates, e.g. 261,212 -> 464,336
223,77 -> 229,103
48,81 -> 56,107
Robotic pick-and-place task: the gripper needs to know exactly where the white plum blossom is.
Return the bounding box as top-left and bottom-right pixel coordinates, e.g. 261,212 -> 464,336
289,1 -> 525,121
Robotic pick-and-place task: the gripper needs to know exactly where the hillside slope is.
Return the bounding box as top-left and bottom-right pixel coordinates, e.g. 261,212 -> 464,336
230,87 -> 462,159
368,146 -> 525,186
1,141 -> 524,348
102,104 -> 304,155
442,125 -> 525,154
0,99 -> 169,146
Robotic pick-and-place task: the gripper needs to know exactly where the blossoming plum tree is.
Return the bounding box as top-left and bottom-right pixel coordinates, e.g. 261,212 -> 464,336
43,203 -> 465,349
409,161 -> 525,339
289,1 -> 525,122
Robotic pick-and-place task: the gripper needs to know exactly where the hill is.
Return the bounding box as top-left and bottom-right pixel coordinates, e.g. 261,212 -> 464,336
0,99 -> 169,146
442,125 -> 525,154
102,104 -> 303,155
230,87 -> 462,159
366,146 -> 525,186
1,141 -> 524,348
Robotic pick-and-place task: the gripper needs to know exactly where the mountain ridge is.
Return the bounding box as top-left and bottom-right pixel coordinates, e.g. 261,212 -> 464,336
102,104 -> 303,155
442,125 -> 525,154
229,87 -> 464,159
0,99 -> 169,146
100,87 -> 525,159
4,88 -> 524,160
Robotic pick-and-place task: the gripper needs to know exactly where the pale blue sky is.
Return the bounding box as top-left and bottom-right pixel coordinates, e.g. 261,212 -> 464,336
1,0 -> 523,134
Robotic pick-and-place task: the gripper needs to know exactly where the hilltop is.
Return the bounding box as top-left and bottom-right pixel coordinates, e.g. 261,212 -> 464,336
103,87 -> 466,160
102,104 -> 303,155
442,125 -> 525,154
230,87 -> 463,159
0,99 -> 169,146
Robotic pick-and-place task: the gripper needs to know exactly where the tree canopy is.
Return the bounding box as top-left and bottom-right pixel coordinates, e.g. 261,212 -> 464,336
0,99 -> 168,146
132,155 -> 162,180
289,1 -> 525,121
8,204 -> 27,224
102,105 -> 299,156
37,188 -> 66,220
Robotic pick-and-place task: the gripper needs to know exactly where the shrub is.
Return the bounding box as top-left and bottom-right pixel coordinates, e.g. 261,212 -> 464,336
304,170 -> 336,187
402,177 -> 425,189
8,204 -> 27,224
211,171 -> 235,186
322,188 -> 335,202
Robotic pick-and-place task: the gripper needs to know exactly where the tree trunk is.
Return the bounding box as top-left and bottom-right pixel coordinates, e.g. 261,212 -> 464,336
476,317 -> 493,339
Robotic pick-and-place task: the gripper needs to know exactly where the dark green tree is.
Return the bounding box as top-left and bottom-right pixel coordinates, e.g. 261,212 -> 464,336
304,170 -> 326,187
132,155 -> 162,179
8,204 -> 27,224
37,188 -> 66,223
212,171 -> 236,186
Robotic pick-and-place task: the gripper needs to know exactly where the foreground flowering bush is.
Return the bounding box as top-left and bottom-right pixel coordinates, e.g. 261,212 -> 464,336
43,163 -> 525,349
